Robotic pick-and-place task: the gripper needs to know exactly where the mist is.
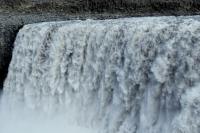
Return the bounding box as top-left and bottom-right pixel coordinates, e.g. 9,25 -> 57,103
0,98 -> 98,133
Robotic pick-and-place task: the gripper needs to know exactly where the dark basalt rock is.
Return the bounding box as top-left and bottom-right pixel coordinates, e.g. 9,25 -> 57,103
1,0 -> 200,15
0,23 -> 20,89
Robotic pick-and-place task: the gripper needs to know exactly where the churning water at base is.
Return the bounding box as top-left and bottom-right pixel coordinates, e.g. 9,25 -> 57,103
1,16 -> 200,133
0,89 -> 97,133
0,111 -> 96,133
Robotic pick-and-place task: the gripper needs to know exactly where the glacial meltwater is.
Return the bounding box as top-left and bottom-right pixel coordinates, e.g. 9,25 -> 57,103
1,16 -> 200,133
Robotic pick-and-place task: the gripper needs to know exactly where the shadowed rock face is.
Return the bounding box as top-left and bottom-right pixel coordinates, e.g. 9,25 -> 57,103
1,0 -> 200,14
0,23 -> 20,89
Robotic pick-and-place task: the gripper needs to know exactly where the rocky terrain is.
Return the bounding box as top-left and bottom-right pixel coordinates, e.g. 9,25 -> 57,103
0,0 -> 200,89
1,0 -> 200,14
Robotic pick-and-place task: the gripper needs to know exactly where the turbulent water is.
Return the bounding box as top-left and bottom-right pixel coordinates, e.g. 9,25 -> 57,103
1,16 -> 200,133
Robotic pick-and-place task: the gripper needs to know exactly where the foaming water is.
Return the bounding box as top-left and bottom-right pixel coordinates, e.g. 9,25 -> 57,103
2,16 -> 200,133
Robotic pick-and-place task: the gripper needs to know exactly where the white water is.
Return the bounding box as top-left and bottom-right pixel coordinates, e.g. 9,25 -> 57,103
1,16 -> 200,133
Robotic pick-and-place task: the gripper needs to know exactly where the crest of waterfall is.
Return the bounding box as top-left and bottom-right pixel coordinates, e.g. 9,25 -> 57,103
1,16 -> 200,133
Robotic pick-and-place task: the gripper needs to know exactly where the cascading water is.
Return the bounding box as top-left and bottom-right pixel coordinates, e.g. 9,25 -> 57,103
1,16 -> 200,133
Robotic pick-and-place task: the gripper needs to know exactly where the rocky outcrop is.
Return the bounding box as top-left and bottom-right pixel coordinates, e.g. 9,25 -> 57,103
0,20 -> 20,89
1,0 -> 200,14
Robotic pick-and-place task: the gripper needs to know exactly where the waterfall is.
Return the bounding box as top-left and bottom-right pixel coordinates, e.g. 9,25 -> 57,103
1,16 -> 200,133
